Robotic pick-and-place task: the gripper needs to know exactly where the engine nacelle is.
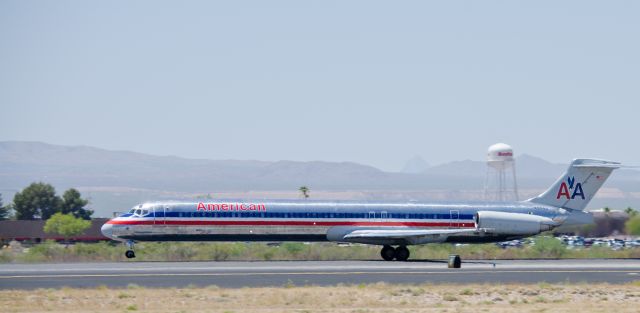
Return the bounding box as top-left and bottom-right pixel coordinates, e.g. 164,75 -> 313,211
475,211 -> 557,235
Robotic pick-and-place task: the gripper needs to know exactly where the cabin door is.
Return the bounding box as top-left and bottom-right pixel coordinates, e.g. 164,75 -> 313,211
450,210 -> 460,228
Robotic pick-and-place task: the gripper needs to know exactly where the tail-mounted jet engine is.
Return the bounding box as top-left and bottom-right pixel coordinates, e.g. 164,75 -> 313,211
475,211 -> 557,235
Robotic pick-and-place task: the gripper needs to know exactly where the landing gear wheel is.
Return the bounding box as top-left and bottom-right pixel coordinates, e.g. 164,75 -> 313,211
448,254 -> 461,268
380,245 -> 396,261
124,240 -> 136,259
395,246 -> 410,261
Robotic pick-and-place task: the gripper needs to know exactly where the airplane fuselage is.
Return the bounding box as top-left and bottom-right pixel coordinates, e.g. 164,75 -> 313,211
102,200 -> 564,244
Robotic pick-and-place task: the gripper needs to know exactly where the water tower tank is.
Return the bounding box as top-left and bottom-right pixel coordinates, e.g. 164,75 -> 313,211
487,143 -> 514,169
484,143 -> 518,201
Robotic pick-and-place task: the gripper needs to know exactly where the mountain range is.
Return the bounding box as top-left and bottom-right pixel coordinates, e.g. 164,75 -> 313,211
1,141 -> 639,217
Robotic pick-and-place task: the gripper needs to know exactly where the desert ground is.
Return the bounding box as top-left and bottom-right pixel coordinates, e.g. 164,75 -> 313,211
1,282 -> 640,313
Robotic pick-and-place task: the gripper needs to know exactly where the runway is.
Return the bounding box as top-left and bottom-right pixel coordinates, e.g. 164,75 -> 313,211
2,259 -> 640,289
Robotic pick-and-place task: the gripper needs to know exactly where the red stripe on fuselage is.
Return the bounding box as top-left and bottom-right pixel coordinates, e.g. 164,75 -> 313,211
106,220 -> 476,228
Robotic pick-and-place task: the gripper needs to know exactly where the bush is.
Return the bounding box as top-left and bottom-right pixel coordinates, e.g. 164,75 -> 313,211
0,250 -> 12,263
531,237 -> 566,258
282,242 -> 305,255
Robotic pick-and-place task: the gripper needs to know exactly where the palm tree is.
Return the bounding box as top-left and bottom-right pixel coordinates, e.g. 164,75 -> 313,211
602,207 -> 612,236
625,207 -> 636,217
299,186 -> 309,199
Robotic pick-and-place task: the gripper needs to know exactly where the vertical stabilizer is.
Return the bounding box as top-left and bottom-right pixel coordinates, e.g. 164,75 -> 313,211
527,159 -> 620,211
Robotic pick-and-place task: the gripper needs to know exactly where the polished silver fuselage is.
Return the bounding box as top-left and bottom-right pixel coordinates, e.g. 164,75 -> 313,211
102,200 -> 565,245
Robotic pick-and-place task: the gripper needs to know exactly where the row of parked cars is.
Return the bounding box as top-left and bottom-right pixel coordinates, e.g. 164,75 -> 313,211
556,235 -> 640,250
496,235 -> 640,250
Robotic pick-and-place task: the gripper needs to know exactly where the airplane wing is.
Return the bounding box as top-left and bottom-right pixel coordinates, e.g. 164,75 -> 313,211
328,228 -> 479,245
343,228 -> 476,239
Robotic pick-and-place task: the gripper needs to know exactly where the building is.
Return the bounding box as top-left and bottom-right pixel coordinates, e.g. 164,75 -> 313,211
0,218 -> 110,244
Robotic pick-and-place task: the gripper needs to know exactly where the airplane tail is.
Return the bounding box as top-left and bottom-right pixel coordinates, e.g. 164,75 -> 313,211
526,159 -> 620,211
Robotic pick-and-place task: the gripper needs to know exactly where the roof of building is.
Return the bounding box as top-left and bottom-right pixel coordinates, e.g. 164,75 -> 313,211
0,218 -> 110,241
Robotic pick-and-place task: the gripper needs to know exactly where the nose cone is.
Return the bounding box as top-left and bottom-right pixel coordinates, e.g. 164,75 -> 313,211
101,222 -> 114,239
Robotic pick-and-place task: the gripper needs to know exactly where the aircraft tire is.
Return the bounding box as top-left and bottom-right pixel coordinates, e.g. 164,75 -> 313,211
448,254 -> 461,268
380,245 -> 396,261
395,246 -> 410,261
125,250 -> 136,259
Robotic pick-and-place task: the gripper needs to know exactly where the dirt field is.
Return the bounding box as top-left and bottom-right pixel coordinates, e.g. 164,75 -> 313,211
2,282 -> 640,313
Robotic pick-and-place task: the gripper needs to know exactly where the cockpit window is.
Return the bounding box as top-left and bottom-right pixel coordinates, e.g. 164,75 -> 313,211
124,205 -> 154,217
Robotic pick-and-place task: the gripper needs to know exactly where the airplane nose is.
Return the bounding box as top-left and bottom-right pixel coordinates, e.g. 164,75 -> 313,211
101,222 -> 113,239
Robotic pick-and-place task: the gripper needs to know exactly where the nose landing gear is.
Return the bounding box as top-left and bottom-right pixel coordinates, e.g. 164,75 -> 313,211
380,245 -> 410,261
125,240 -> 136,259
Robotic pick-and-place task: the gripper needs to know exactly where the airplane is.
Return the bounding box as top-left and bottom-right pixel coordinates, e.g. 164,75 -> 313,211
101,158 -> 619,267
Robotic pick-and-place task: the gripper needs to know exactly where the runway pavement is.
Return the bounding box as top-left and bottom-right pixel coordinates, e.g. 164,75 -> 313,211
2,259 -> 640,289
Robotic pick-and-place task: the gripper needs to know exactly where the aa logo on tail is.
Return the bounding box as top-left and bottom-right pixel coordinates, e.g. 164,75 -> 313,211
556,176 -> 585,200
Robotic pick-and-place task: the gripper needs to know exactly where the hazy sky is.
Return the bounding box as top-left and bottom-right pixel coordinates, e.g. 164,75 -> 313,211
1,1 -> 638,171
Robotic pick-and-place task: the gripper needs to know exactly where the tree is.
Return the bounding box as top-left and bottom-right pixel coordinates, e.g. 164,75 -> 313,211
299,186 -> 309,199
44,213 -> 91,241
13,182 -> 62,220
625,207 -> 637,217
61,188 -> 93,220
626,215 -> 640,236
0,194 -> 9,220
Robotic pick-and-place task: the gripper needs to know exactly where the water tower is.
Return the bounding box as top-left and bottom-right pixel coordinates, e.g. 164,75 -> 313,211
484,143 -> 519,201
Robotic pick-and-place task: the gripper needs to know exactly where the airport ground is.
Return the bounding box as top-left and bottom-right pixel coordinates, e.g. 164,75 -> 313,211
2,259 -> 640,289
1,281 -> 640,313
2,260 -> 640,312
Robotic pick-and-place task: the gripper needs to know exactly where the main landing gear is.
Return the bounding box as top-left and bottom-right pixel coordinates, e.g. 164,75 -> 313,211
380,245 -> 410,261
125,240 -> 136,259
379,245 -> 463,268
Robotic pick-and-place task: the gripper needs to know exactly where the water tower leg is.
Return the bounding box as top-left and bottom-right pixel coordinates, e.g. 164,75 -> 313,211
512,163 -> 519,201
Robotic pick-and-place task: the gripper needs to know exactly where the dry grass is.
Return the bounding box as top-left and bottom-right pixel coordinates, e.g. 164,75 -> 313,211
2,282 -> 640,313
